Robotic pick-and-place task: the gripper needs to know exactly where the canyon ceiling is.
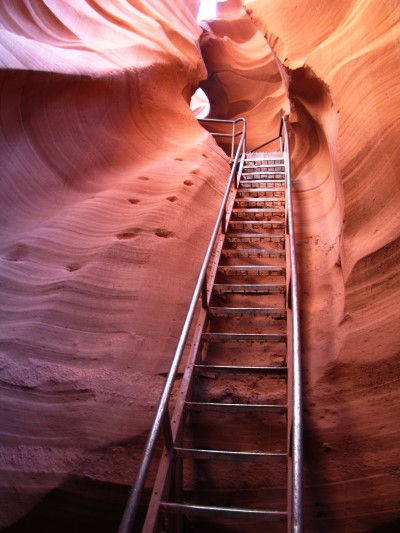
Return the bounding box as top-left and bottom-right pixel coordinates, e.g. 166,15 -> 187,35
0,0 -> 399,531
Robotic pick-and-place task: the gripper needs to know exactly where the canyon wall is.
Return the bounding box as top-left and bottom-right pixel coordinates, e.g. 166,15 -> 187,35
0,1 -> 230,530
0,0 -> 399,531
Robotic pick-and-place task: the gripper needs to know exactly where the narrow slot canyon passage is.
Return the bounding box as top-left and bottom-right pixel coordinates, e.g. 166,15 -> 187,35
0,1 -> 399,532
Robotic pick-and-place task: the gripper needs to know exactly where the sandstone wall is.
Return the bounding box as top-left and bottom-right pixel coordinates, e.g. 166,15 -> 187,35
0,0 -> 399,531
0,1 -> 230,529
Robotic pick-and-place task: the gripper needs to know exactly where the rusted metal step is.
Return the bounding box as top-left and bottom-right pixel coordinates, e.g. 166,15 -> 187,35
234,202 -> 285,211
237,187 -> 285,196
201,333 -> 286,342
236,195 -> 285,202
174,447 -> 287,463
246,154 -> 284,161
194,364 -> 287,374
243,163 -> 284,169
221,248 -> 285,258
228,223 -> 284,234
159,502 -> 287,520
185,401 -> 287,413
242,171 -> 285,178
240,179 -> 285,188
217,265 -> 285,275
229,219 -> 284,228
213,283 -> 285,294
208,307 -> 286,317
226,233 -> 284,243
232,208 -> 285,217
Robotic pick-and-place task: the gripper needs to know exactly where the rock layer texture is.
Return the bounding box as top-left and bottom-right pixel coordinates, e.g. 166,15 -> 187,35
0,1 -> 230,530
0,0 -> 399,532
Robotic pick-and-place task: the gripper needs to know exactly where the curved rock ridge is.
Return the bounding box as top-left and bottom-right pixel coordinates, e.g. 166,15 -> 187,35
0,0 -> 203,73
0,0 -> 232,529
199,0 -> 289,150
243,0 -> 400,530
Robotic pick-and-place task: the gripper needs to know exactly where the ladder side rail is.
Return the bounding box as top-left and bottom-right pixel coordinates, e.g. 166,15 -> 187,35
282,115 -> 303,533
119,120 -> 246,533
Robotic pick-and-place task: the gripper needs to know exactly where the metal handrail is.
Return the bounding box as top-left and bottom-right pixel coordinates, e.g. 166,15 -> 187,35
199,117 -> 246,159
118,119 -> 246,533
281,116 -> 303,533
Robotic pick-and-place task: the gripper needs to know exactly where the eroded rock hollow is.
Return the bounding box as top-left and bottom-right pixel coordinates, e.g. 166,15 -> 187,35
0,0 -> 399,531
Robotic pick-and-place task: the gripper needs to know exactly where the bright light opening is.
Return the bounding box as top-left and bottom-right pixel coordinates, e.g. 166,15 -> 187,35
190,88 -> 210,119
197,0 -> 218,22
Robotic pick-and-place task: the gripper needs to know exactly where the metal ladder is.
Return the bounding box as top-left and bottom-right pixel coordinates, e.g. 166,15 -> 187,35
119,118 -> 302,533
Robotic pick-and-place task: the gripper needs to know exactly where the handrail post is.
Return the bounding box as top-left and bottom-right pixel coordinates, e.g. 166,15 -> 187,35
231,121 -> 235,160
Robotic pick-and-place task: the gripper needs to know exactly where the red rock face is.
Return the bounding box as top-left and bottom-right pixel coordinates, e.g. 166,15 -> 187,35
0,0 -> 399,531
200,0 -> 289,148
0,1 -> 230,530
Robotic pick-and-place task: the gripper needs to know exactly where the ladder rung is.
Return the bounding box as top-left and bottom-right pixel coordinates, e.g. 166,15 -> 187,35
208,307 -> 286,316
174,447 -> 287,463
235,197 -> 285,204
226,233 -> 284,237
185,401 -> 287,413
243,163 -> 284,168
226,233 -> 284,242
217,265 -> 285,275
232,208 -> 284,214
202,333 -> 286,342
221,248 -> 285,258
240,179 -> 285,187
213,283 -> 285,294
227,232 -> 284,237
237,187 -> 285,194
246,154 -> 284,161
229,220 -> 284,226
242,171 -> 285,177
160,502 -> 287,520
194,364 -> 288,374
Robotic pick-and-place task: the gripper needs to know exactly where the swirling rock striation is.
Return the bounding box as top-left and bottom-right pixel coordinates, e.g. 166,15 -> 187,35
0,0 -> 230,529
199,0 -> 288,150
1,0 -> 399,531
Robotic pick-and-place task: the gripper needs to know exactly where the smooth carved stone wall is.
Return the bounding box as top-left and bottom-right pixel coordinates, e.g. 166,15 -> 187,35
0,1 -> 231,530
200,0 -> 289,150
1,0 -> 399,531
